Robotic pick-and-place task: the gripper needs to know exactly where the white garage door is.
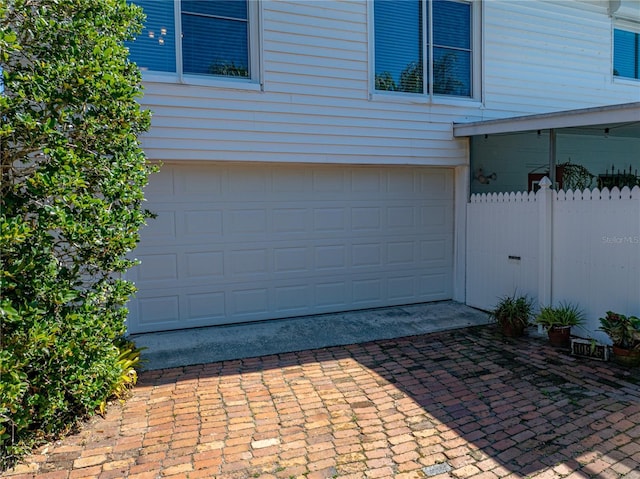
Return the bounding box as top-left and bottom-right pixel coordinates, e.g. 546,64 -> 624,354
126,163 -> 454,334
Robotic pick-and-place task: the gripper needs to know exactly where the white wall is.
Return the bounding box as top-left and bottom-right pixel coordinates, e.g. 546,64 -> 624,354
466,185 -> 640,343
137,0 -> 640,166
482,0 -> 640,118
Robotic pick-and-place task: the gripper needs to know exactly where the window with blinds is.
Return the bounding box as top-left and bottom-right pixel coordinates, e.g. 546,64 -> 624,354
614,27 -> 640,80
374,0 -> 476,98
127,0 -> 255,81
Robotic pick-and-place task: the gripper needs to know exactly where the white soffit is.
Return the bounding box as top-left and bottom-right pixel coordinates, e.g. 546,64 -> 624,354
453,102 -> 640,137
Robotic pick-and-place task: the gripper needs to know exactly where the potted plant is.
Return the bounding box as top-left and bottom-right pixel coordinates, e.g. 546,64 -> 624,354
535,302 -> 585,347
599,311 -> 640,366
490,294 -> 534,338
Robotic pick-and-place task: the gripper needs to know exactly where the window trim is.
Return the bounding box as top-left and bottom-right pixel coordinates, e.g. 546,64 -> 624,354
136,0 -> 262,89
369,0 -> 482,102
613,19 -> 640,82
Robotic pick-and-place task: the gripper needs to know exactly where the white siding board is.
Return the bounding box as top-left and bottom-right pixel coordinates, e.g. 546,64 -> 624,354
144,138 -> 459,158
140,88 -> 477,123
137,0 -> 640,167
265,0 -> 367,22
146,128 -> 453,149
263,72 -> 367,91
263,13 -> 367,38
148,119 -> 453,141
264,51 -> 365,72
265,31 -> 367,53
481,0 -> 638,115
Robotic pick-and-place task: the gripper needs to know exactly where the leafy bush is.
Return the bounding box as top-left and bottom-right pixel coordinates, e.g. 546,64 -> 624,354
535,302 -> 585,329
599,311 -> 640,350
1,0 -> 153,468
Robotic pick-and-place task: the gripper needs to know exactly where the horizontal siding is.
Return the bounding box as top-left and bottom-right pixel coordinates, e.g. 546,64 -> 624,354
482,0 -> 639,117
138,0 -> 640,165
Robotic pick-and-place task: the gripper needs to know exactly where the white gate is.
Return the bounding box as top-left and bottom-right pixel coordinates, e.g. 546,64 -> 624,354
466,182 -> 640,341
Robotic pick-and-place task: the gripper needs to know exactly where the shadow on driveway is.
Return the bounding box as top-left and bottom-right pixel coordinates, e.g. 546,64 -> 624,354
8,325 -> 640,478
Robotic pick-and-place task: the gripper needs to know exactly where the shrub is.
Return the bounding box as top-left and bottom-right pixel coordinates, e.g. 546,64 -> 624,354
1,0 -> 153,468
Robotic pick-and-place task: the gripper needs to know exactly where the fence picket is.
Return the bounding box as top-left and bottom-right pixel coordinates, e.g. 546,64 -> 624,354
466,185 -> 640,342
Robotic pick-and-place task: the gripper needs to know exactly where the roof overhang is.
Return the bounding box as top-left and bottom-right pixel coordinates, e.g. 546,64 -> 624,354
453,102 -> 640,137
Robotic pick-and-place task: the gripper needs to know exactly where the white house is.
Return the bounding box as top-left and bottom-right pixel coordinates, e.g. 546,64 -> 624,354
125,0 -> 640,335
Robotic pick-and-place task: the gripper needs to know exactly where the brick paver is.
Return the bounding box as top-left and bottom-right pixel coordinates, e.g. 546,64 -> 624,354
5,325 -> 640,478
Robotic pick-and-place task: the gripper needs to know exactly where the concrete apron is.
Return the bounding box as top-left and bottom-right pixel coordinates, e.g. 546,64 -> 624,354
131,301 -> 491,371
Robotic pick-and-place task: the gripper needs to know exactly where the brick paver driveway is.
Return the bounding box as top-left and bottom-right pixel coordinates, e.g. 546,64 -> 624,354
7,325 -> 640,479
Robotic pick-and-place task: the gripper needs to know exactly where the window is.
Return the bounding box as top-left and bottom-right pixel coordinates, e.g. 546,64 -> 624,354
127,0 -> 259,83
614,27 -> 640,80
373,0 -> 480,98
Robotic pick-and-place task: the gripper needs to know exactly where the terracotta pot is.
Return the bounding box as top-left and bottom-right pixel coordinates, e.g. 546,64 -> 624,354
547,326 -> 571,347
500,321 -> 526,338
612,346 -> 640,367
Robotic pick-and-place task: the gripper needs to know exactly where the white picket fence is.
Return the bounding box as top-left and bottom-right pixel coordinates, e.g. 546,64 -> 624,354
466,182 -> 640,342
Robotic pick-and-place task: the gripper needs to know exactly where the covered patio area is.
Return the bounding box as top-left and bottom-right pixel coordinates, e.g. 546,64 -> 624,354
454,102 -> 640,342
454,102 -> 639,195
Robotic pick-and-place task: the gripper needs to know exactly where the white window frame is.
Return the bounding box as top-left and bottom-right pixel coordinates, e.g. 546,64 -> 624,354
612,19 -> 640,82
140,0 -> 262,90
369,0 -> 482,104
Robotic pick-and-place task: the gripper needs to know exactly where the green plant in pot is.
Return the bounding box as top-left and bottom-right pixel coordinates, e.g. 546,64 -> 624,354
535,302 -> 585,347
599,311 -> 640,366
490,294 -> 534,337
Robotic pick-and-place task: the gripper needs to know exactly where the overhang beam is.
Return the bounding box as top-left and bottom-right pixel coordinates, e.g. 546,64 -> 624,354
453,102 -> 640,137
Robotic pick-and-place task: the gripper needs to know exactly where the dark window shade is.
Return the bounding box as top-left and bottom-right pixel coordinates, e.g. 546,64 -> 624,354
181,0 -> 247,19
374,0 -> 473,97
126,0 -> 250,79
181,0 -> 249,78
614,28 -> 640,80
432,0 -> 472,96
182,13 -> 249,77
374,0 -> 423,93
127,0 -> 176,73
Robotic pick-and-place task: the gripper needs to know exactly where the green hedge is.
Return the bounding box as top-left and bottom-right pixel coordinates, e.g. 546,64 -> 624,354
0,0 -> 153,469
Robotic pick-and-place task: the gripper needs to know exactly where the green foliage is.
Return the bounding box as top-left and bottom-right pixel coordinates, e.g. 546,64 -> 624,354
208,60 -> 249,78
535,302 -> 585,329
1,0 -> 153,469
99,339 -> 145,415
599,311 -> 640,350
490,293 -> 534,329
557,162 -> 595,191
375,71 -> 397,92
399,61 -> 423,93
375,62 -> 423,94
433,53 -> 464,95
373,54 -> 464,95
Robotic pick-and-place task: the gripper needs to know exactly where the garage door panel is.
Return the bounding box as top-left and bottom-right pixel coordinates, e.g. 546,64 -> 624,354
127,163 -> 454,333
314,244 -> 347,270
184,251 -> 224,279
230,288 -> 270,317
388,276 -> 417,301
184,210 -> 223,236
174,165 -> 223,198
273,208 -> 308,233
134,295 -> 180,327
387,241 -> 416,265
274,285 -> 313,314
228,249 -> 269,278
186,292 -> 226,321
420,239 -> 451,263
312,169 -> 347,193
141,210 -> 177,242
274,247 -> 310,273
136,253 -> 178,281
351,207 -> 382,231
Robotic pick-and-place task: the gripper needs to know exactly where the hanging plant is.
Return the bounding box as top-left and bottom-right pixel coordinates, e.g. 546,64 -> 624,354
558,162 -> 595,191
